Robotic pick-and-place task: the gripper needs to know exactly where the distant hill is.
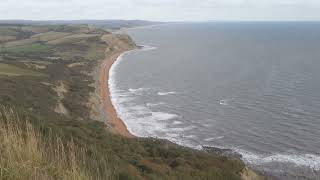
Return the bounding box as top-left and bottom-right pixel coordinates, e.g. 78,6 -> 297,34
0,20 -> 163,30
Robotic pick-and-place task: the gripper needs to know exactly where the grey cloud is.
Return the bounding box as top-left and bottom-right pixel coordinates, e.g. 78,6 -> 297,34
0,0 -> 320,21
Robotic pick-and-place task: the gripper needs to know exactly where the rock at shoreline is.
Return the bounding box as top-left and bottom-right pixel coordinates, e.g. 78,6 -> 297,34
202,146 -> 243,160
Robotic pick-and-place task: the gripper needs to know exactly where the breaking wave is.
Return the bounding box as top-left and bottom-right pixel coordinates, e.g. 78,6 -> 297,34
157,91 -> 176,96
236,149 -> 320,171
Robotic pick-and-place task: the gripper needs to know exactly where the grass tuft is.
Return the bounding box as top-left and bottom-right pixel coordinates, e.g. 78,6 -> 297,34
0,106 -> 114,180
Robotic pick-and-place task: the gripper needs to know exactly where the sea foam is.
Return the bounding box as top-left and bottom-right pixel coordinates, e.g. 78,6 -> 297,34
236,149 -> 320,171
157,91 -> 176,96
140,45 -> 157,51
108,44 -> 320,175
109,45 -> 182,137
204,136 -> 225,141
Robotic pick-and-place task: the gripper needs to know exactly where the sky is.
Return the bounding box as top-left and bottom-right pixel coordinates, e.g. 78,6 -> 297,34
1,0 -> 320,21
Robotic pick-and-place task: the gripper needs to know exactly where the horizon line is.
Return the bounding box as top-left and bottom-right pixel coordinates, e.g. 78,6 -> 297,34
1,19 -> 320,23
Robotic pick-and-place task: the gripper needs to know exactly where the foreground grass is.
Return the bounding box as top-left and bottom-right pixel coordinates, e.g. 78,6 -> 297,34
0,106 -> 245,180
0,107 -> 114,180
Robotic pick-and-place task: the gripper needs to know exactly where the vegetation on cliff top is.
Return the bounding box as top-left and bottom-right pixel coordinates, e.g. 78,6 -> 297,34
0,106 -> 245,180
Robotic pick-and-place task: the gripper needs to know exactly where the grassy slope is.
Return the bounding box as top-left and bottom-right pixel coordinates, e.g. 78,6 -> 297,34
0,63 -> 45,76
0,24 -> 247,180
0,107 -> 113,180
0,43 -> 53,56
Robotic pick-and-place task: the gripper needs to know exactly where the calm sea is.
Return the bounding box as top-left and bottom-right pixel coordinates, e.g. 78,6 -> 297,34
109,22 -> 320,179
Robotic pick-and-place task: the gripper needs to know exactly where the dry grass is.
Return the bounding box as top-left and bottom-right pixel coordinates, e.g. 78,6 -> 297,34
46,33 -> 100,45
0,107 -> 114,180
30,32 -> 72,42
3,38 -> 39,48
0,63 -> 45,77
0,36 -> 16,43
21,26 -> 52,34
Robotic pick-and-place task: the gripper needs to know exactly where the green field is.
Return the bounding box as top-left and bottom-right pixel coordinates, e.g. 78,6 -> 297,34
0,63 -> 45,76
47,33 -> 100,45
31,31 -> 71,42
0,43 -> 53,55
0,27 -> 19,36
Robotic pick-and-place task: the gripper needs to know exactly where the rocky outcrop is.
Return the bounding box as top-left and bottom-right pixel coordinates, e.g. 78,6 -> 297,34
101,33 -> 137,53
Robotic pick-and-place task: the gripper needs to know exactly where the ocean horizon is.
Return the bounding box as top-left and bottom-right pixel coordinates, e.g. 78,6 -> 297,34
109,22 -> 320,179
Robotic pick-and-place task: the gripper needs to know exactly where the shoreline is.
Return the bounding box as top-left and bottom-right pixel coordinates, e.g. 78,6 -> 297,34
99,50 -> 135,138
98,47 -> 268,180
113,23 -> 168,34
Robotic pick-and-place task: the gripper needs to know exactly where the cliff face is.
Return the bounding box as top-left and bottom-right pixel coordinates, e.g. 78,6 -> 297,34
102,33 -> 137,54
241,167 -> 267,180
88,32 -> 137,123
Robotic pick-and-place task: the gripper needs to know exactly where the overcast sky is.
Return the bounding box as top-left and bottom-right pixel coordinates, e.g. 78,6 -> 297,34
1,0 -> 320,21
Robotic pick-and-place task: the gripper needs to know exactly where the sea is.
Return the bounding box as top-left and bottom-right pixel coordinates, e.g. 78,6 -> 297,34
109,22 -> 320,179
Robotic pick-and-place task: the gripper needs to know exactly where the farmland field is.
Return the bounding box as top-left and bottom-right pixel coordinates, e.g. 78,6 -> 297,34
0,63 -> 45,76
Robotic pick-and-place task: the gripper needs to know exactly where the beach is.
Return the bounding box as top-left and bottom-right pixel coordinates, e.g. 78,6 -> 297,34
109,23 -> 320,179
99,51 -> 135,138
